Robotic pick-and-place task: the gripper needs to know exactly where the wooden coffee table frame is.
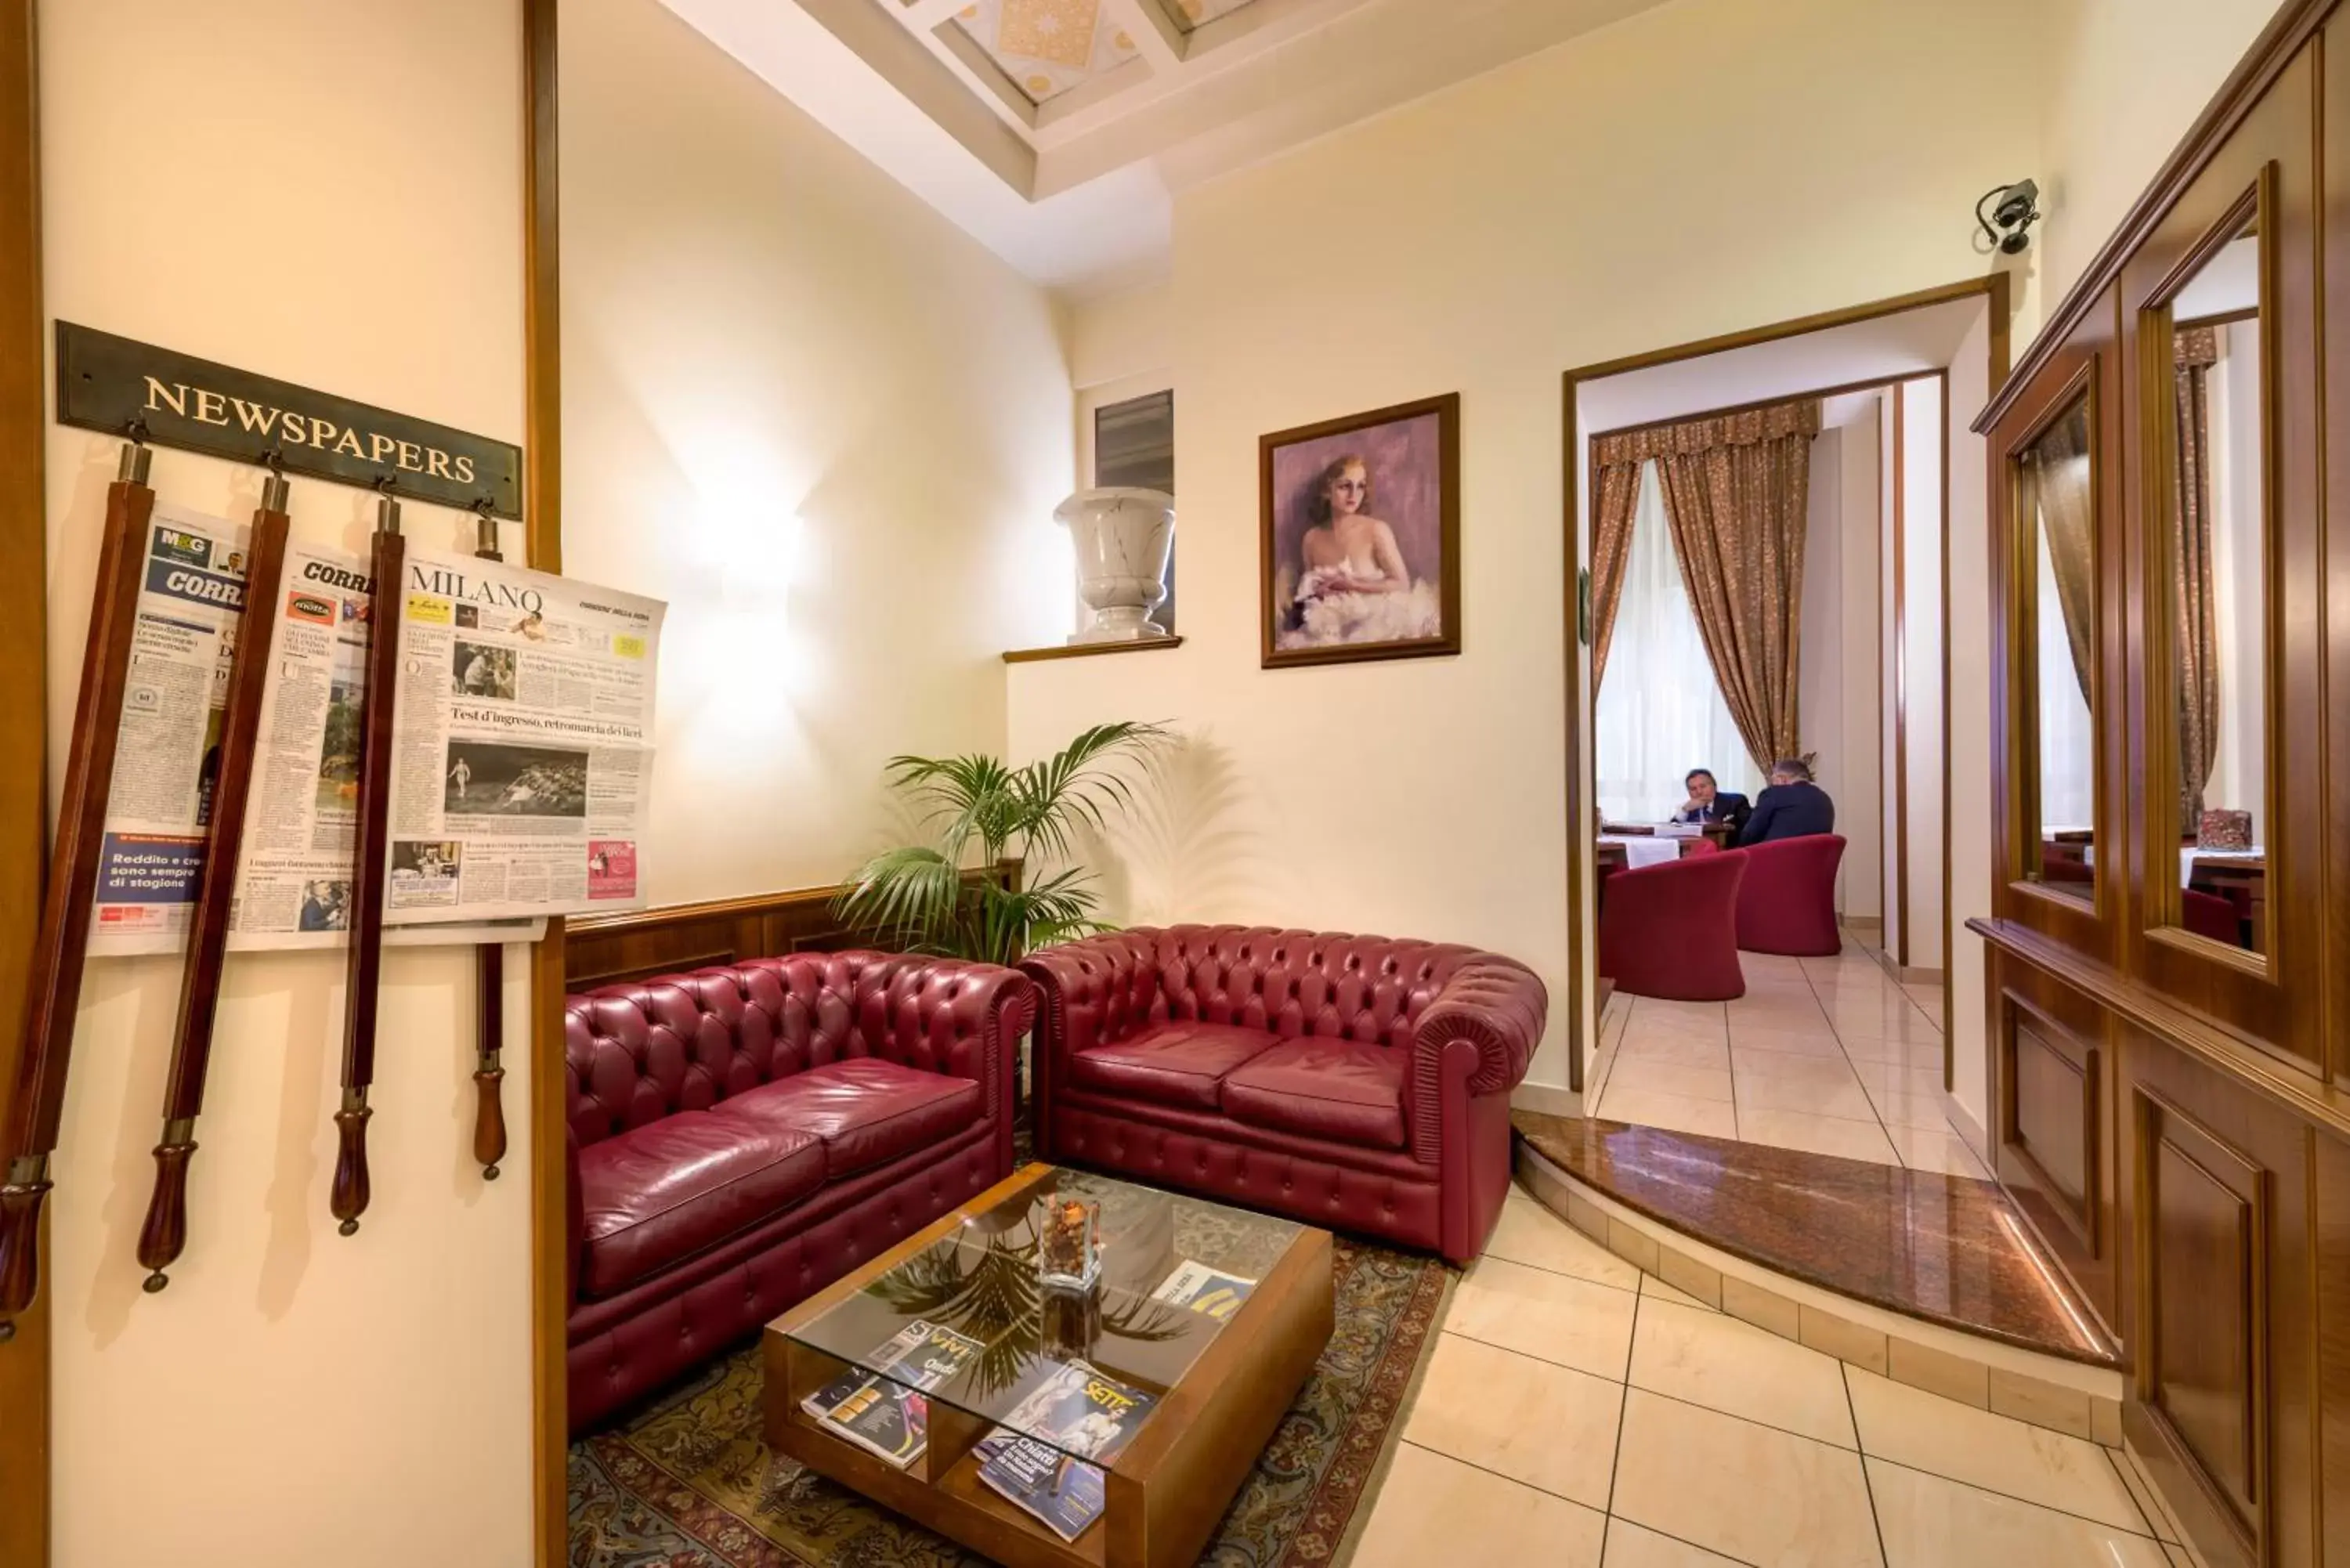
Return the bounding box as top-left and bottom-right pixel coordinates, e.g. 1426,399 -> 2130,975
763,1163 -> 1335,1568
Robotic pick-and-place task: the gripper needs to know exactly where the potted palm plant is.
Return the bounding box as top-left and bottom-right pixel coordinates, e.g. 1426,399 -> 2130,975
834,721 -> 1164,966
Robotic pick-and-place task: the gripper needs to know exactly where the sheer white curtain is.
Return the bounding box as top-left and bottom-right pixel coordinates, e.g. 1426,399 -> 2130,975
2034,507 -> 2095,830
1596,461 -> 1762,821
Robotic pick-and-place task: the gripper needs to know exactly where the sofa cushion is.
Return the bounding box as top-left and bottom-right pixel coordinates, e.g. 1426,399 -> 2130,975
576,1112 -> 826,1298
718,1057 -> 983,1178
1066,1021 -> 1282,1110
1219,1038 -> 1408,1151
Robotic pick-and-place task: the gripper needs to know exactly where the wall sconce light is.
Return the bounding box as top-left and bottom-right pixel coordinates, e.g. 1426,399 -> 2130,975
1976,179 -> 2041,255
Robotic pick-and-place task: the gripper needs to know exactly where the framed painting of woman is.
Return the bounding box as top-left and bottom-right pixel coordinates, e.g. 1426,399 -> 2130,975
1259,392 -> 1461,668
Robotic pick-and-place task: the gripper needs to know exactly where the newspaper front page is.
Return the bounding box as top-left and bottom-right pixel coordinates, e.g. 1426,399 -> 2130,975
384,544 -> 663,923
86,503 -> 255,949
89,518 -> 538,956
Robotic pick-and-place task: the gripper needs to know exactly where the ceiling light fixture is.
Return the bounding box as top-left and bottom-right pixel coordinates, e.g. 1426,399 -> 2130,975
1976,179 -> 2042,255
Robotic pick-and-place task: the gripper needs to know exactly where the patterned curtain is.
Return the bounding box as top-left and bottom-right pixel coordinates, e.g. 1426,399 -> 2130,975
2172,327 -> 2221,824
2023,402 -> 2095,705
1588,456 -> 1643,688
1605,399 -> 1820,773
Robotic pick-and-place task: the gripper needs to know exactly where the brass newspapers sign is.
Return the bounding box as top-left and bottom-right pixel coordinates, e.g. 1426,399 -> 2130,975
55,322 -> 522,518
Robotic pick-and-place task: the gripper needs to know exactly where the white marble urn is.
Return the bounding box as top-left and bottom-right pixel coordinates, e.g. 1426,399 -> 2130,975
1056,486 -> 1175,644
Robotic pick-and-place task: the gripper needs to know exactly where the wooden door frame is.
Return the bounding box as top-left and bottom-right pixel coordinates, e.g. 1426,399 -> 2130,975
522,0 -> 567,1560
1560,273 -> 2010,1095
1,1 -> 49,1560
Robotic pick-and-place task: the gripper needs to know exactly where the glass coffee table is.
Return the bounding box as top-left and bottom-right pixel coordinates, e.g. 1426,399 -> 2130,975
763,1163 -> 1335,1568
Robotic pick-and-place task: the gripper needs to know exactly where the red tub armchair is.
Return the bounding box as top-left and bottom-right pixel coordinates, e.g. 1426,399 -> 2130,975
1600,850 -> 1750,1001
1733,833 -> 1847,957
563,951 -> 1032,1429
1022,926 -> 1546,1265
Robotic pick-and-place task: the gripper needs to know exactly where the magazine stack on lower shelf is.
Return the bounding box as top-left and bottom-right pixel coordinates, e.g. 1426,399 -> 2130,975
973,1260 -> 1258,1544
799,1320 -> 985,1469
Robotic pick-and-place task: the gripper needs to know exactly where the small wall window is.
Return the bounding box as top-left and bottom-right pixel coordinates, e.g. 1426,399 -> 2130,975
1094,389 -> 1174,633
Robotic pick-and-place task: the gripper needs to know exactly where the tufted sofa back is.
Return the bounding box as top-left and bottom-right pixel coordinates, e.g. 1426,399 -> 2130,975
564,952 -> 1011,1149
1075,924 -> 1484,1051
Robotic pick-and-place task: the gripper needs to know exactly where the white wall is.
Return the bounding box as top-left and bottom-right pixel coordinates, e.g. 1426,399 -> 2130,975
1878,392 -> 1904,962
1897,378 -> 1946,973
560,0 -> 1076,904
1011,0 -> 2049,1091
1946,309 -> 1997,1133
1838,406 -> 1884,922
39,3 -> 533,1564
1799,415 -> 1884,920
2036,0 -> 2291,312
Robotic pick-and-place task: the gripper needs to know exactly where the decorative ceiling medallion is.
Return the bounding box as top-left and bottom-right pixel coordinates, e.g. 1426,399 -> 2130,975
999,0 -> 1097,67
948,0 -> 1138,104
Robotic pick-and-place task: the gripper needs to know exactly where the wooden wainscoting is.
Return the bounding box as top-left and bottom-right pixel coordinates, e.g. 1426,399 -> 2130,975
1997,981 -> 2115,1337
563,864 -> 1019,993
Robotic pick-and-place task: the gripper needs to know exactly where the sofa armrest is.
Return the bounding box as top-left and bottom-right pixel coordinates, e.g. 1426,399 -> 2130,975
851,956 -> 1035,1137
1408,959 -> 1546,1163
1020,931 -> 1165,1069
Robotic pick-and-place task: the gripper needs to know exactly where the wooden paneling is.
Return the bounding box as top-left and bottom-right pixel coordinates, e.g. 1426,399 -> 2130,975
2012,1015 -> 2093,1219
2317,1134 -> 2350,1563
1994,966 -> 2117,1335
1975,7 -> 2350,1563
2120,54 -> 2323,1071
0,2 -> 43,1559
2144,1097 -> 2264,1530
565,885 -> 859,991
563,864 -> 1021,993
1987,289 -> 2125,966
522,0 -> 565,1559
2323,11 -> 2350,1095
2119,1031 -> 2323,1568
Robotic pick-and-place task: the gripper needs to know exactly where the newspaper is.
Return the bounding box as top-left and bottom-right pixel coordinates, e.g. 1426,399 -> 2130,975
87,509 -> 540,956
382,544 -> 662,923
86,504 -> 255,950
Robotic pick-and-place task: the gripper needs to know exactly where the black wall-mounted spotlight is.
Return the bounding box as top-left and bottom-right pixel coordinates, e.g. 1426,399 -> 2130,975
1976,179 -> 2042,255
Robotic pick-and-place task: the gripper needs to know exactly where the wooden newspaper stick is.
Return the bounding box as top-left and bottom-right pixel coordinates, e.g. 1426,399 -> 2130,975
331,487 -> 404,1236
468,503 -> 506,1180
135,471 -> 293,1291
0,442 -> 157,1340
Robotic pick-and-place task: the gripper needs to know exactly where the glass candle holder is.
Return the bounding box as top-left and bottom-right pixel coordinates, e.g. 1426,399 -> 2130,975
1037,1194 -> 1101,1292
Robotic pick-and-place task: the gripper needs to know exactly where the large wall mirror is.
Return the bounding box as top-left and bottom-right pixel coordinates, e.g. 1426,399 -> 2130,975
2014,393 -> 2097,902
2153,196 -> 2269,957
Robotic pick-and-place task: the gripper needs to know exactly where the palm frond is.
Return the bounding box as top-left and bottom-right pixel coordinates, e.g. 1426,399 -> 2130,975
1011,721 -> 1165,862
848,722 -> 1162,963
833,845 -> 962,951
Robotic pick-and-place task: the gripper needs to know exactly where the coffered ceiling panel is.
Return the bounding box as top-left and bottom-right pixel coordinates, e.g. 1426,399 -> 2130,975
948,0 -> 1143,104
1162,0 -> 1259,33
692,0 -> 1682,291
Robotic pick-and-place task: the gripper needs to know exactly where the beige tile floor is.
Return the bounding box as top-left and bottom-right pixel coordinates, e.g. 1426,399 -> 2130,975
1350,1187 -> 2186,1568
1586,938 -> 1988,1179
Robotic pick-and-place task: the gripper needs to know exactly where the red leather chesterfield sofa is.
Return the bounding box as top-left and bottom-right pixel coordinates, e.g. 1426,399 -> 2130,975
563,952 -> 1032,1429
1022,926 -> 1545,1266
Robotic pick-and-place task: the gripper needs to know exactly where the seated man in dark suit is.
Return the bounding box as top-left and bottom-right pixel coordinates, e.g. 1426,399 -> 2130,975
1672,768 -> 1750,834
1738,757 -> 1836,844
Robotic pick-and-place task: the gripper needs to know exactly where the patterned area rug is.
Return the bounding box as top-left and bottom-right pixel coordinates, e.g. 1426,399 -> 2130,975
568,1235 -> 1450,1567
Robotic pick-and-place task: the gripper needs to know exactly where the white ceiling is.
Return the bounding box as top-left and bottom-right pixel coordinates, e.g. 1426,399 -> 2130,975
662,0 -> 1678,295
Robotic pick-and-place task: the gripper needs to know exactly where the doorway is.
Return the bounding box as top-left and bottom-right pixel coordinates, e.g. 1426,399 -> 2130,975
1560,276 -> 2011,1170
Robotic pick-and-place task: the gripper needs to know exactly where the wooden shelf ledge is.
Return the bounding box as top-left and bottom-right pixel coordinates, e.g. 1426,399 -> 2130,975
1002,636 -> 1183,664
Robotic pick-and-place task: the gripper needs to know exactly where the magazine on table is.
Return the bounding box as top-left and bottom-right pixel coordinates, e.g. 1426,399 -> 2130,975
799,1319 -> 983,1468
1151,1259 -> 1258,1322
971,1433 -> 1109,1543
973,1359 -> 1159,1541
